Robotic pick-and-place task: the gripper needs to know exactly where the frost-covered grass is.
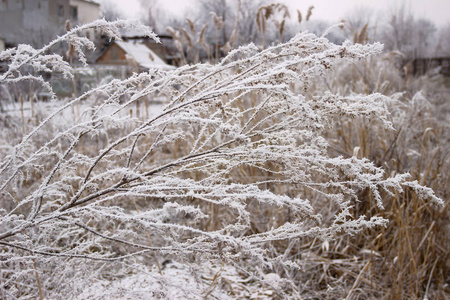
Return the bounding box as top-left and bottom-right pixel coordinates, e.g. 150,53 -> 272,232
0,21 -> 447,299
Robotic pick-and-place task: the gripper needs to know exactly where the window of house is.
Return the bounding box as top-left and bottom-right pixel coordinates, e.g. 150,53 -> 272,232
70,5 -> 77,21
57,5 -> 64,17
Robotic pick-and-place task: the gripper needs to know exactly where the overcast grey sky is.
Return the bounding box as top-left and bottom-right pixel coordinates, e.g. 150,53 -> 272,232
102,0 -> 450,27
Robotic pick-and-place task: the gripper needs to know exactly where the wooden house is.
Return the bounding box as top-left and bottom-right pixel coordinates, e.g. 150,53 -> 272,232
96,40 -> 173,71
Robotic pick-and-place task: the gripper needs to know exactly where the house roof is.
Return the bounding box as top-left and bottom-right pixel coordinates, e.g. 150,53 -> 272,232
70,0 -> 100,6
115,40 -> 172,70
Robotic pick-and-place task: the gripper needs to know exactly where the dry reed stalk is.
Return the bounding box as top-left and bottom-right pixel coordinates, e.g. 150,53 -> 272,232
256,3 -> 290,48
353,23 -> 369,44
227,0 -> 241,51
167,26 -> 187,65
186,18 -> 196,34
297,10 -> 302,24
32,259 -> 44,300
199,24 -> 211,62
179,27 -> 193,49
306,6 -> 314,21
317,65 -> 449,297
210,12 -> 224,63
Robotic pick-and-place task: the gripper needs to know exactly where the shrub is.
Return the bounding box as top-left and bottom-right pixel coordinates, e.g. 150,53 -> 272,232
0,21 -> 442,298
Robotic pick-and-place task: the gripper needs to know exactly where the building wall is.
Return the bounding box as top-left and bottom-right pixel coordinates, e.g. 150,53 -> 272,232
0,0 -> 98,48
69,0 -> 99,25
23,1 -> 52,38
0,0 -> 69,47
48,0 -> 70,22
0,0 -> 24,11
68,0 -> 100,41
0,0 -> 26,45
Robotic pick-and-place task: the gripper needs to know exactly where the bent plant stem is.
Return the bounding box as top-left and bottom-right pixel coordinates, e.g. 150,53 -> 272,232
80,92 -> 236,187
28,130 -> 89,221
0,241 -> 156,261
55,134 -> 241,216
133,124 -> 167,171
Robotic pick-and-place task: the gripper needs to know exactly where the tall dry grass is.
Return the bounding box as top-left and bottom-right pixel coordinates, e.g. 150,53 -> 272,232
313,57 -> 450,299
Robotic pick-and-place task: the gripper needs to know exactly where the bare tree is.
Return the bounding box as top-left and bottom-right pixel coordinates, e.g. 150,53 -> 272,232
381,4 -> 436,58
98,0 -> 126,21
434,23 -> 450,56
138,0 -> 162,31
